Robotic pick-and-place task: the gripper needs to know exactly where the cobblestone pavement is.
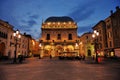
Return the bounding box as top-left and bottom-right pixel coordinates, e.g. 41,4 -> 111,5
0,57 -> 120,80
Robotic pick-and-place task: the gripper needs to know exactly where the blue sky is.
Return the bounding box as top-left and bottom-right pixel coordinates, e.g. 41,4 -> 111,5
0,0 -> 120,39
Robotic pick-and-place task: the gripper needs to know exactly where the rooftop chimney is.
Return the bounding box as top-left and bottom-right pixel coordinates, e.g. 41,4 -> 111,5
110,10 -> 113,15
116,6 -> 120,11
24,32 -> 26,35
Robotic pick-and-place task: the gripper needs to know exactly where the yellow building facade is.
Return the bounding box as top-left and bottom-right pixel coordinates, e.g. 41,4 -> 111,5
39,16 -> 79,57
0,19 -> 16,59
79,32 -> 94,57
0,19 -> 33,59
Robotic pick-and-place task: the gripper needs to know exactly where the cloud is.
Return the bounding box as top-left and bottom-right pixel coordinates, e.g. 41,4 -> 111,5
29,14 -> 39,19
32,29 -> 40,39
17,25 -> 32,32
20,19 -> 37,26
18,18 -> 40,39
27,19 -> 37,26
68,1 -> 96,23
77,23 -> 95,36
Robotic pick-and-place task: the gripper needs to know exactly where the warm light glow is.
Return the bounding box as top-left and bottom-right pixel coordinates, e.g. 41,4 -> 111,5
63,22 -> 66,24
16,30 -> 19,34
75,43 -> 78,47
94,30 -> 97,33
32,40 -> 35,45
111,52 -> 114,56
47,22 -> 51,25
13,33 -> 16,36
40,53 -> 44,58
69,21 -> 71,24
58,22 -> 60,25
18,35 -> 21,38
39,43 -> 42,47
92,30 -> 99,38
96,32 -> 99,36
79,42 -> 82,45
98,53 -> 101,56
92,34 -> 95,38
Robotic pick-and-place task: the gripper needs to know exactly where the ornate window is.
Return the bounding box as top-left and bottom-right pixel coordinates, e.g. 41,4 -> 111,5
68,34 -> 72,40
46,34 -> 50,40
57,34 -> 61,40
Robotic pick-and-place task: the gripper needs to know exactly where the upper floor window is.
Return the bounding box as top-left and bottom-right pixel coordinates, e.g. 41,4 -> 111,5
107,24 -> 111,29
100,43 -> 102,49
99,30 -> 101,34
0,31 -> 8,39
108,32 -> 112,38
109,41 -> 112,47
86,36 -> 88,39
11,35 -> 12,39
46,34 -> 50,40
100,36 -> 102,41
68,34 -> 72,40
57,34 -> 61,40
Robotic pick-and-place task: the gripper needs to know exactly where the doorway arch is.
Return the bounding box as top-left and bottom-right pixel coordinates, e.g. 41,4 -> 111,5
0,42 -> 5,58
66,45 -> 74,51
55,45 -> 63,56
44,45 -> 52,56
87,49 -> 91,56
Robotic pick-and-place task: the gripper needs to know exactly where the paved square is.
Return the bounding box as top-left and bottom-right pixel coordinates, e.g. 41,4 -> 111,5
0,57 -> 120,80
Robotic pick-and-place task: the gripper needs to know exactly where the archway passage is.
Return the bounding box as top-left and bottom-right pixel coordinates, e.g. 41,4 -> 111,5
66,45 -> 74,52
87,49 -> 91,56
55,45 -> 63,56
0,42 -> 5,58
44,45 -> 52,57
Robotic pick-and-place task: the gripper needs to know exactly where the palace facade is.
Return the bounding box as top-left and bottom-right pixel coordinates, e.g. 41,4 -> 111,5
39,16 -> 79,57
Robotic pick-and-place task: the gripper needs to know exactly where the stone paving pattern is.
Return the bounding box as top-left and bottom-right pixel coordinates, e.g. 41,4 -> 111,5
0,57 -> 120,80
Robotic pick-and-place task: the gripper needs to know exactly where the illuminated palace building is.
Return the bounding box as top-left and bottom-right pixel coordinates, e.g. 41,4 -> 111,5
39,16 -> 79,57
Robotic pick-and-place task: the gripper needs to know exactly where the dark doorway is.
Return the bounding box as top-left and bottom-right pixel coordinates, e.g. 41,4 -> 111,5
0,42 -> 5,58
87,49 -> 91,56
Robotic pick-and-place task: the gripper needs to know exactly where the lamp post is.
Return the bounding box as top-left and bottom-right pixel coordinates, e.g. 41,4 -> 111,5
75,40 -> 80,58
39,40 -> 43,58
92,30 -> 99,63
79,41 -> 82,56
13,29 -> 21,63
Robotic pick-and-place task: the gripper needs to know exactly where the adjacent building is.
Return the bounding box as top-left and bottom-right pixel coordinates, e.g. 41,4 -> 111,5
0,19 -> 14,59
92,6 -> 120,57
92,21 -> 107,56
105,6 -> 120,57
79,32 -> 94,57
0,19 -> 33,59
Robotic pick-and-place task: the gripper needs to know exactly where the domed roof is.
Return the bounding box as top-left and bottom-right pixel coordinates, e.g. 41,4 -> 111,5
45,16 -> 74,22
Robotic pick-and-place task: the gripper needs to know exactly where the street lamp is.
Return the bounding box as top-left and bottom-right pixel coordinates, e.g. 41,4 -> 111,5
75,40 -> 80,57
39,40 -> 44,58
92,30 -> 99,63
13,29 -> 21,63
